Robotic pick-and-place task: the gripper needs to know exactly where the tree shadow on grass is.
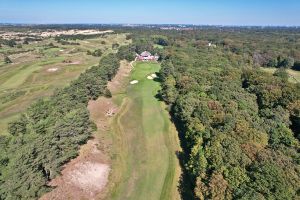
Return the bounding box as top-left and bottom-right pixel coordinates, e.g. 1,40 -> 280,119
153,73 -> 196,199
176,150 -> 197,200
171,113 -> 197,200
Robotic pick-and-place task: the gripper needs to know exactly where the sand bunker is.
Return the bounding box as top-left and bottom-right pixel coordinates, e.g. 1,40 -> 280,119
68,162 -> 110,194
41,139 -> 111,200
151,74 -> 158,78
130,80 -> 138,85
47,68 -> 58,72
147,74 -> 157,80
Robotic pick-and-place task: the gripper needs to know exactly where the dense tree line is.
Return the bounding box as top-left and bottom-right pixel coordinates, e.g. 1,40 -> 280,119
116,34 -> 167,61
155,29 -> 300,199
0,53 -> 120,199
0,39 -> 17,47
54,32 -> 112,41
55,38 -> 80,45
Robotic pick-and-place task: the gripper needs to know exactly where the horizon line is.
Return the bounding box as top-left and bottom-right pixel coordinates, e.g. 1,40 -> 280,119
0,22 -> 300,28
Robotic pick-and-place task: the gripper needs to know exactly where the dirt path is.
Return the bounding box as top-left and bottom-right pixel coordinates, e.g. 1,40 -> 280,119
40,60 -> 132,200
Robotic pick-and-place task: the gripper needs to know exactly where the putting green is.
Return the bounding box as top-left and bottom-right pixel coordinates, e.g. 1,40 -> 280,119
109,62 -> 181,200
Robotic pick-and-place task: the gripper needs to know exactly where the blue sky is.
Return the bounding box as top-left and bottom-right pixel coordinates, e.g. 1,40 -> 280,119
0,0 -> 299,26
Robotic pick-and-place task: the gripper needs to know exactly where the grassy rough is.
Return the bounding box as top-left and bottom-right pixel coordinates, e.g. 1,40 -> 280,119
261,67 -> 300,83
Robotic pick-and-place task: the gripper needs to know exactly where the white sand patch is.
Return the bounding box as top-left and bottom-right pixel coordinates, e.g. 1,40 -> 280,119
130,80 -> 138,85
151,74 -> 158,78
70,61 -> 81,65
67,162 -> 110,194
47,68 -> 58,72
147,76 -> 154,80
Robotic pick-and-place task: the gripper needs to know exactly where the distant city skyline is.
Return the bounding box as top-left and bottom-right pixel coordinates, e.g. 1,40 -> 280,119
0,0 -> 299,26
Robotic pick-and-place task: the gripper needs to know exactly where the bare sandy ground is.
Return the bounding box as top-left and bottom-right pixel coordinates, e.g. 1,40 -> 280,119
40,60 -> 132,200
47,68 -> 58,72
40,138 -> 111,200
107,60 -> 133,93
0,30 -> 114,40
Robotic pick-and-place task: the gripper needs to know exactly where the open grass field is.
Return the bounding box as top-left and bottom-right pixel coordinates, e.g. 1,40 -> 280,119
0,33 -> 130,134
107,62 -> 181,200
261,67 -> 300,83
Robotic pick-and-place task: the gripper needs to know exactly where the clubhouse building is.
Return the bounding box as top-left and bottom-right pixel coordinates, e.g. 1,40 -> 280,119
136,51 -> 159,61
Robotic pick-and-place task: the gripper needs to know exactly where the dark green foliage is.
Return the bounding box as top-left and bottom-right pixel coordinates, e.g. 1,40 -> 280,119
0,53 -> 121,199
8,40 -> 16,47
87,49 -> 103,57
235,150 -> 300,199
242,70 -> 300,109
292,61 -> 300,71
42,43 -> 59,51
4,56 -> 12,64
117,45 -> 136,61
56,39 -> 80,45
0,39 -> 17,47
153,36 -> 169,46
23,39 -> 29,44
54,32 -> 111,41
126,34 -> 132,40
8,114 -> 29,136
278,56 -> 295,68
93,49 -> 103,57
112,43 -> 120,49
22,37 -> 42,43
104,88 -> 112,98
274,68 -> 289,81
288,100 -> 300,139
